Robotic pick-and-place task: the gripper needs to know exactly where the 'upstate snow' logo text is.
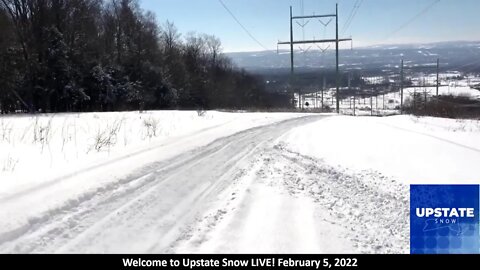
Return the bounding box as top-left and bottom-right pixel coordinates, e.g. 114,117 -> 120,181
415,207 -> 475,225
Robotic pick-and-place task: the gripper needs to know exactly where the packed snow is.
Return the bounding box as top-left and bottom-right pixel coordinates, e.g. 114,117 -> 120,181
0,111 -> 310,249
1,111 -> 479,254
173,115 -> 480,254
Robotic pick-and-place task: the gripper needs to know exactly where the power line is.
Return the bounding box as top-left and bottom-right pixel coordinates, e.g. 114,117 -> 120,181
385,0 -> 441,40
342,0 -> 359,33
297,0 -> 310,53
217,0 -> 269,51
342,1 -> 361,35
341,0 -> 363,35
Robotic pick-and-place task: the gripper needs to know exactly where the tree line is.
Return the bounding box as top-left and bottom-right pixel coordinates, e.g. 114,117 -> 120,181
0,0 -> 290,114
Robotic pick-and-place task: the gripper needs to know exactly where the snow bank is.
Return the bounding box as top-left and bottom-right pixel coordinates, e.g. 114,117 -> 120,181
280,115 -> 480,184
0,111 -> 305,195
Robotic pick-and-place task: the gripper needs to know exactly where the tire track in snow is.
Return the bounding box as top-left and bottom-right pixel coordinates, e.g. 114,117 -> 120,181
0,131 -> 245,251
0,116 -> 323,253
379,122 -> 480,153
171,143 -> 409,254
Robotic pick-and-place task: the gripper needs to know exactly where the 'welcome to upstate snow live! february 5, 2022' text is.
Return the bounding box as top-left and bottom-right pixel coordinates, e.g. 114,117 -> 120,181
122,257 -> 358,269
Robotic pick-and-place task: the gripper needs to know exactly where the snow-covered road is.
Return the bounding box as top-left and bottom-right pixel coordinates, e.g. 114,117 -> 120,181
2,115 -> 376,253
3,112 -> 478,254
172,143 -> 408,254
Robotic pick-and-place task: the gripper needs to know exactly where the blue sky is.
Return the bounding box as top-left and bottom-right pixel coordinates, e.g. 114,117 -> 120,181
140,0 -> 480,52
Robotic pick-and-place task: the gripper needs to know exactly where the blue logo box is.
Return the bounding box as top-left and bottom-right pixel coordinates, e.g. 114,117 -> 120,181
410,185 -> 480,254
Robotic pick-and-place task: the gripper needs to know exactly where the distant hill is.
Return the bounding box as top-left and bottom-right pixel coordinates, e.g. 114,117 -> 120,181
226,41 -> 480,75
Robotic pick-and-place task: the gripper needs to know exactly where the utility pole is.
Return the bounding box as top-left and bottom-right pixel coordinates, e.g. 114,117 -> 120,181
370,96 -> 373,116
348,73 -> 352,110
290,6 -> 295,108
278,4 -> 352,114
353,94 -> 356,116
436,58 -> 440,96
424,88 -> 427,112
322,76 -> 325,110
335,3 -> 340,114
400,59 -> 404,113
413,88 -> 416,112
383,93 -> 385,110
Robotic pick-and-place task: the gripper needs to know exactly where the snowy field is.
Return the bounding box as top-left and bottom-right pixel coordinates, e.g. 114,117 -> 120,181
0,111 -> 479,254
0,111 -> 306,186
297,74 -> 480,115
280,115 -> 480,184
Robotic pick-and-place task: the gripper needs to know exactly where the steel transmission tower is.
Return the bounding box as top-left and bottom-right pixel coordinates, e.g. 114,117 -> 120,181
278,4 -> 353,113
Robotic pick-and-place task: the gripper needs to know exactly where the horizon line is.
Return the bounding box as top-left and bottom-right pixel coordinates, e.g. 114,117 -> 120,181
224,39 -> 480,54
